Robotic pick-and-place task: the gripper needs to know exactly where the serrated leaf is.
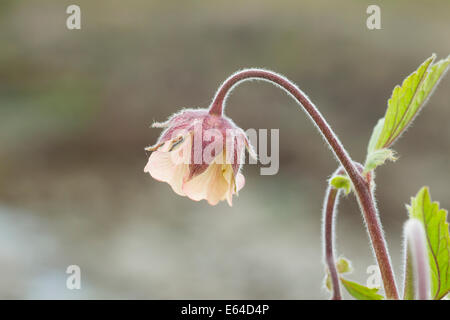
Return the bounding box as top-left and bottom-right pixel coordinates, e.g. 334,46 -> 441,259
374,54 -> 450,150
340,278 -> 384,300
364,148 -> 397,172
408,187 -> 450,300
329,175 -> 351,194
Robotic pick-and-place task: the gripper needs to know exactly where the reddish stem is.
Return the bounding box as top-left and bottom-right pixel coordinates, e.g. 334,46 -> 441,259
209,69 -> 361,183
323,164 -> 362,300
323,184 -> 342,300
209,69 -> 399,299
356,179 -> 399,299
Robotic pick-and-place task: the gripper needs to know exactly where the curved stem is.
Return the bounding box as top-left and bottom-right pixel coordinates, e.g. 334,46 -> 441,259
209,69 -> 399,299
209,69 -> 361,183
323,183 -> 342,300
323,164 -> 361,300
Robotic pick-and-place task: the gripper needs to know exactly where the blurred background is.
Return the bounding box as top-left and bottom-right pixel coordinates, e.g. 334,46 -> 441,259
0,0 -> 449,299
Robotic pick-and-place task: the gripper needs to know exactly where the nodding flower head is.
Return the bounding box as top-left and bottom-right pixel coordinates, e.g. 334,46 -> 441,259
144,108 -> 256,206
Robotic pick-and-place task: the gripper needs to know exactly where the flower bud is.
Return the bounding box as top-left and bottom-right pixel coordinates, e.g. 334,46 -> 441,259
144,108 -> 256,206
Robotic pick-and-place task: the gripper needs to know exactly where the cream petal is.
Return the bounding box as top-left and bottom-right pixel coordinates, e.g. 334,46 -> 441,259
182,165 -> 215,201
226,194 -> 233,206
221,164 -> 235,206
226,181 -> 234,206
183,155 -> 230,205
169,164 -> 189,196
144,149 -> 176,183
183,157 -> 246,206
206,165 -> 229,205
145,136 -> 191,193
222,164 -> 234,185
226,171 -> 245,206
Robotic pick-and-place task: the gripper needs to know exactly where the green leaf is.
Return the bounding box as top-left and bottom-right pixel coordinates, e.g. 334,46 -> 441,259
408,187 -> 450,300
329,175 -> 352,195
340,278 -> 384,300
324,272 -> 333,291
364,148 -> 397,173
336,257 -> 353,274
367,118 -> 384,155
373,54 -> 450,150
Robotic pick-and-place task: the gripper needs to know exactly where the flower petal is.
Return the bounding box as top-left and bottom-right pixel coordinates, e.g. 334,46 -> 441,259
145,136 -> 192,195
182,165 -> 214,201
169,164 -> 189,195
183,157 -> 229,205
225,171 -> 245,206
144,142 -> 175,183
206,165 -> 229,205
145,108 -> 249,206
236,172 -> 245,192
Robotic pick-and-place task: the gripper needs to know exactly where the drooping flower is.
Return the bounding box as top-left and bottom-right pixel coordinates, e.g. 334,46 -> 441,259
144,108 -> 256,206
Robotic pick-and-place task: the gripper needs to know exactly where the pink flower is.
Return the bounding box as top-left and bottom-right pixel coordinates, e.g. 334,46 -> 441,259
144,108 -> 256,206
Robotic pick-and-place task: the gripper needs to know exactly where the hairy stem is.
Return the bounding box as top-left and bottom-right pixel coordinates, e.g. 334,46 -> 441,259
404,219 -> 430,300
403,244 -> 415,300
323,184 -> 342,300
209,69 -> 361,181
209,69 -> 399,299
357,182 -> 398,299
323,164 -> 362,300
